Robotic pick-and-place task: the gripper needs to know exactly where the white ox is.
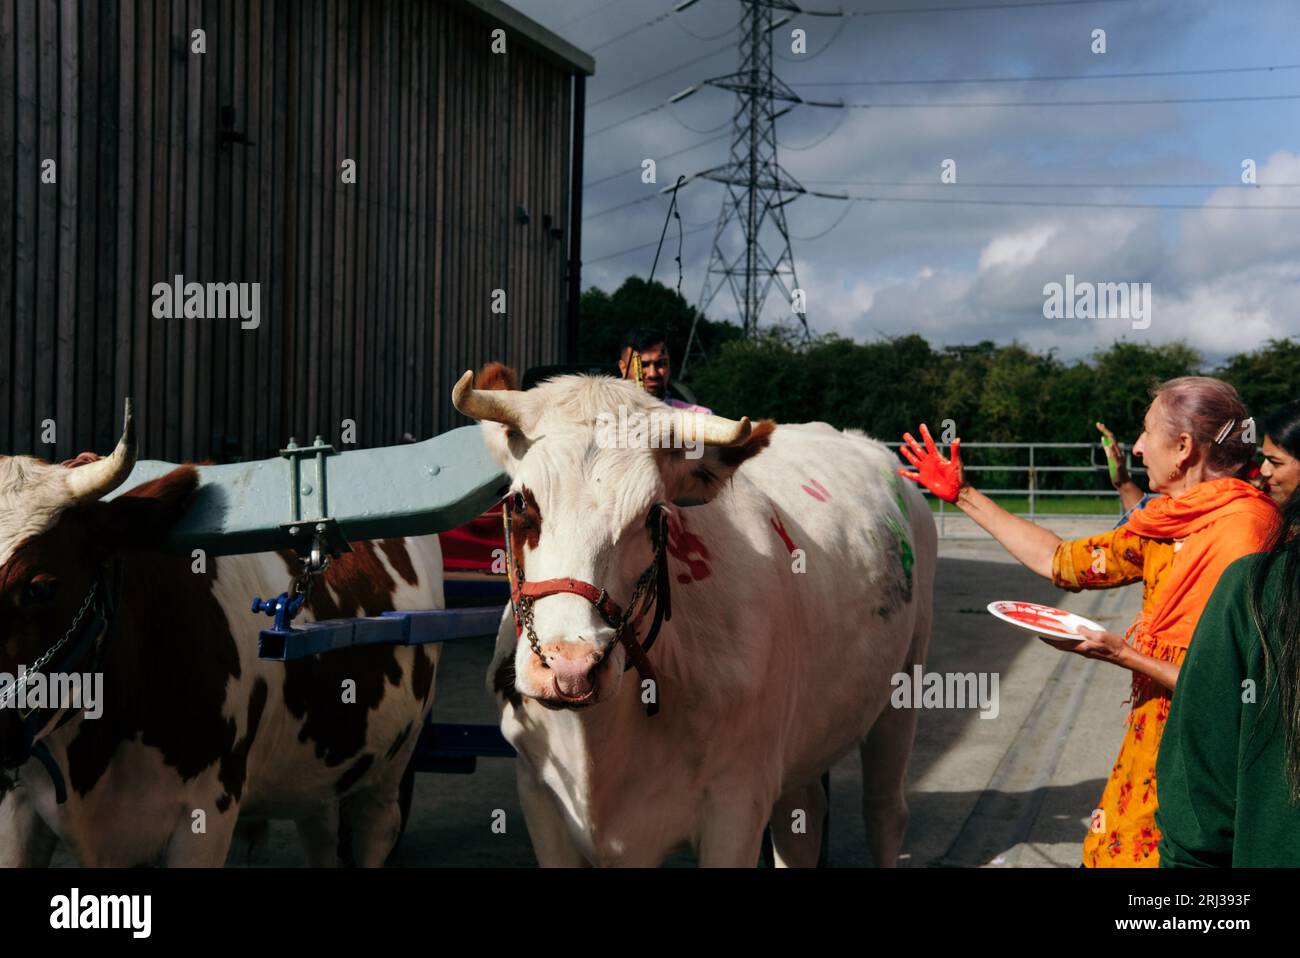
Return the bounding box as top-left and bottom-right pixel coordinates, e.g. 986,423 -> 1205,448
455,364 -> 937,867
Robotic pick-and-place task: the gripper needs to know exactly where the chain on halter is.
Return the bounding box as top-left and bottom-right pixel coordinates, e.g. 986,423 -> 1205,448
0,579 -> 99,711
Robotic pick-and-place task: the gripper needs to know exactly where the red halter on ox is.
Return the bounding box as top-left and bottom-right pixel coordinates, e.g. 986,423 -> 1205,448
501,493 -> 671,716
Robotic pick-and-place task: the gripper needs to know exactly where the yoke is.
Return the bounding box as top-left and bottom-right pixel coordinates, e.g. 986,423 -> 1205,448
102,426 -> 508,558
99,421 -> 517,774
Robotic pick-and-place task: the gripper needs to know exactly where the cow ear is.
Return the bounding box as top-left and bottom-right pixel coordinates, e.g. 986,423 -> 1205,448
473,362 -> 529,473
87,466 -> 200,553
474,361 -> 519,391
663,420 -> 775,506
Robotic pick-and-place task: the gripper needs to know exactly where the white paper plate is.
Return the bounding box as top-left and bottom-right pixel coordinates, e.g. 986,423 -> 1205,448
986,600 -> 1104,642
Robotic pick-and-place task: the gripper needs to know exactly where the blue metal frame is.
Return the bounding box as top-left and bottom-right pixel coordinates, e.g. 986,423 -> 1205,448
255,605 -> 507,661
253,580 -> 518,774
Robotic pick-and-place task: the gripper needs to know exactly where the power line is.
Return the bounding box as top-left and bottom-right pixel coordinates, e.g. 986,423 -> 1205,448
585,193 -> 663,221
790,201 -> 856,240
589,46 -> 732,107
778,109 -> 851,150
667,100 -> 734,134
777,190 -> 1300,245
842,194 -> 1300,210
587,102 -> 666,137
843,0 -> 1137,14
792,62 -> 1300,88
774,14 -> 850,62
558,0 -> 640,30
584,131 -> 731,189
587,224 -> 714,264
843,92 -> 1300,108
673,12 -> 743,40
802,179 -> 1299,189
590,1 -> 730,52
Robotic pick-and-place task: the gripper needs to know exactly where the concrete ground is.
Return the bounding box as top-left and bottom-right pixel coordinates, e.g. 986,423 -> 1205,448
214,517 -> 1141,868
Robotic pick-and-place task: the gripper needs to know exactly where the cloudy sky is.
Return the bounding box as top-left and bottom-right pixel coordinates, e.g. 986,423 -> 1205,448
511,0 -> 1300,364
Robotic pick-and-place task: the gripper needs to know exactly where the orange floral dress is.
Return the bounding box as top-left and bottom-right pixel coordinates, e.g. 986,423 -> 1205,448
1053,528 -> 1177,867
1050,478 -> 1279,868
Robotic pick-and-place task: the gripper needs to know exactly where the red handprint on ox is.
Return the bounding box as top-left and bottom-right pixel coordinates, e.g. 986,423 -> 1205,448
897,423 -> 964,504
667,513 -> 712,584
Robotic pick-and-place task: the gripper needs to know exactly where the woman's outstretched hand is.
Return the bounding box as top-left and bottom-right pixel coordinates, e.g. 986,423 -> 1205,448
898,423 -> 964,503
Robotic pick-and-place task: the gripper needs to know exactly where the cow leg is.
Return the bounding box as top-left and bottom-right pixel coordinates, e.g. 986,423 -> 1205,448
295,803 -> 342,867
769,780 -> 827,868
858,699 -> 918,866
0,784 -> 58,867
339,787 -> 402,867
860,602 -> 932,867
517,765 -> 589,867
696,795 -> 767,868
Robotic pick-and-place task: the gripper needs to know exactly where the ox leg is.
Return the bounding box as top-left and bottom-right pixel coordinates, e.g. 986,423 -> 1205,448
769,780 -> 827,868
696,795 -> 767,868
858,701 -> 918,867
339,788 -> 402,867
295,803 -> 342,867
0,783 -> 58,867
517,766 -> 589,867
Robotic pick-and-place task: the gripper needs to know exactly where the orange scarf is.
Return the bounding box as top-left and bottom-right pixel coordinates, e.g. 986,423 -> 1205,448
1122,477 -> 1278,706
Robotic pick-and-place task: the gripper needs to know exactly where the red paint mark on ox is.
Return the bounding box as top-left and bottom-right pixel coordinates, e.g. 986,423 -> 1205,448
801,478 -> 831,502
666,513 -> 712,584
769,510 -> 797,554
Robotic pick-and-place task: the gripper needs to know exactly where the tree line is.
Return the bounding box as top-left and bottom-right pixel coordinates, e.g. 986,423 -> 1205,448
578,277 -> 1300,492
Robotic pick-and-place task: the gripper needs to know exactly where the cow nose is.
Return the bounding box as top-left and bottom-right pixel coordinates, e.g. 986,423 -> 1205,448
539,639 -> 609,701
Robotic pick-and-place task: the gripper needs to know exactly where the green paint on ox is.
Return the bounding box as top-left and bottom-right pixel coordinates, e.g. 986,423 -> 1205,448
883,469 -> 914,590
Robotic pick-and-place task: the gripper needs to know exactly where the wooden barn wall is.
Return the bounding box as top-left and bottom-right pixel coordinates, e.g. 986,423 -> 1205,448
0,0 -> 573,462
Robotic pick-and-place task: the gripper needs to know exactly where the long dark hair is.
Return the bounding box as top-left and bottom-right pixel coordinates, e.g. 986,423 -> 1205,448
1261,400 -> 1300,459
1248,480 -> 1300,799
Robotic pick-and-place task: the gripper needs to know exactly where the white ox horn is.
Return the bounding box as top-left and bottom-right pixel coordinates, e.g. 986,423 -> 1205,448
676,410 -> 752,447
452,370 -> 527,430
64,397 -> 138,502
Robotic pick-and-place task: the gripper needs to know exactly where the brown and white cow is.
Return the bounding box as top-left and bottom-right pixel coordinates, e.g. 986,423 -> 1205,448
455,363 -> 938,867
0,413 -> 441,866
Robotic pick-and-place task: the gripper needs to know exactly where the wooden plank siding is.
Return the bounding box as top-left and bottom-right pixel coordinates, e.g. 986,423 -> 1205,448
0,0 -> 585,462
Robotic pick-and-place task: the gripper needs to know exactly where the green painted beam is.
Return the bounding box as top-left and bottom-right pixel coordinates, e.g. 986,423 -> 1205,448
103,426 -> 508,557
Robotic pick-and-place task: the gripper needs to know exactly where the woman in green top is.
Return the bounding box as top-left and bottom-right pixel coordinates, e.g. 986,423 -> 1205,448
1156,477 -> 1300,866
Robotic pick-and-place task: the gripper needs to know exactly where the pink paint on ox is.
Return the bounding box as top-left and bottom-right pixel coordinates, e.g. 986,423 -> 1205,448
801,478 -> 831,501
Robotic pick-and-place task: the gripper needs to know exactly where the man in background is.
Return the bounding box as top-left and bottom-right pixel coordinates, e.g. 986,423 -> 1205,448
616,328 -> 712,414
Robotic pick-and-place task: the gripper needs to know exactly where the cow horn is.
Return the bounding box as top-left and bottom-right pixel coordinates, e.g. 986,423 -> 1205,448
64,397 -> 138,502
676,411 -> 752,446
452,370 -> 527,430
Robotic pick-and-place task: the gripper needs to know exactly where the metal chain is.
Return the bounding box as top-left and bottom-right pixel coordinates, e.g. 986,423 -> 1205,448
291,535 -> 332,602
0,580 -> 98,710
519,591 -> 542,659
